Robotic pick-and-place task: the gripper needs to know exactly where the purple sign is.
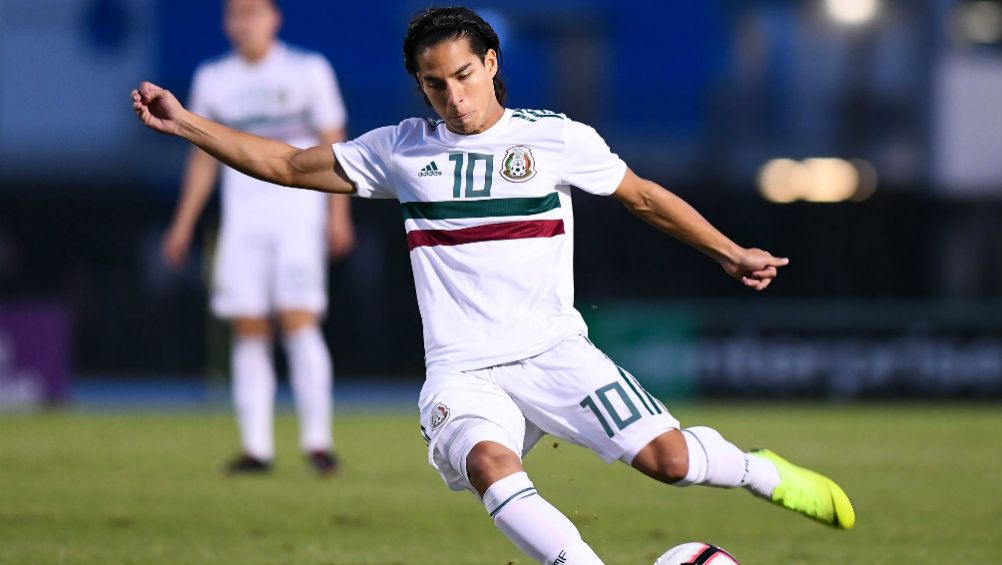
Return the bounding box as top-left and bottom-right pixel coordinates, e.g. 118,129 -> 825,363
0,303 -> 72,409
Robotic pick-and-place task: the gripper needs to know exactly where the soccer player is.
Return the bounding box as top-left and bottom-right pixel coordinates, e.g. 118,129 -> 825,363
134,6 -> 855,562
160,0 -> 352,475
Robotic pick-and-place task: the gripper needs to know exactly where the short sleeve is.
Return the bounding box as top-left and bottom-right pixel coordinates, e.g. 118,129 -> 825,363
560,119 -> 627,196
188,65 -> 213,119
332,125 -> 399,200
308,56 -> 348,131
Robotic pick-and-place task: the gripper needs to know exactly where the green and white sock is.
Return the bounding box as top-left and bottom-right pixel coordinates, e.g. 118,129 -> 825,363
483,472 -> 604,565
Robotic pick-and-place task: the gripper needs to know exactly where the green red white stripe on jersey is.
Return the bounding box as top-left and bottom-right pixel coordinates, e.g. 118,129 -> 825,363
401,192 -> 560,220
407,219 -> 564,251
403,193 -> 565,250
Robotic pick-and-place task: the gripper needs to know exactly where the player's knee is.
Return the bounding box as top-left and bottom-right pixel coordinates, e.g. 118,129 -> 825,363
466,441 -> 523,496
632,430 -> 689,484
233,317 -> 271,338
279,310 -> 317,334
653,450 -> 689,484
436,417 -> 524,495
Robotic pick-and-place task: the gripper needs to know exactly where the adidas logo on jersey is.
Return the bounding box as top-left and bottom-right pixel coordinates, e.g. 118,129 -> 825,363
418,161 -> 442,177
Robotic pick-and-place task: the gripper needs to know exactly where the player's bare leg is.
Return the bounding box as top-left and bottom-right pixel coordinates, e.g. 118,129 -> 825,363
229,316 -> 275,473
465,440 -> 604,564
279,309 -> 337,475
632,428 -> 855,529
629,429 -> 690,483
466,441 -> 525,495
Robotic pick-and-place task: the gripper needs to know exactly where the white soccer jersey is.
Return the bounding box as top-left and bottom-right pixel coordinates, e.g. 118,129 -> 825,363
333,109 -> 627,374
190,41 -> 347,230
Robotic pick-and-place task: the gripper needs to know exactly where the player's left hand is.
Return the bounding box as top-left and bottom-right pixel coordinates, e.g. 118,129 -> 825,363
328,220 -> 356,261
721,247 -> 789,291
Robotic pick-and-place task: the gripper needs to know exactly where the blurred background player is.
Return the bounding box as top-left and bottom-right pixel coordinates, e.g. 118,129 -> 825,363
161,0 -> 353,475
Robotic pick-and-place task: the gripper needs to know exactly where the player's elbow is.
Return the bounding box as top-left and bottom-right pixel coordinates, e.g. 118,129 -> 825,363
273,164 -> 297,187
621,179 -> 659,216
281,151 -> 311,187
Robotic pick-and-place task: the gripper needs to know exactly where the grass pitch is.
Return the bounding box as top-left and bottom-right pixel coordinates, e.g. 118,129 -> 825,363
1,403 -> 1000,565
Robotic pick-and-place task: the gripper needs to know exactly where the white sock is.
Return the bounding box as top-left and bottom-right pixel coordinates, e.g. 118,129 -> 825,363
743,452 -> 781,498
677,426 -> 780,497
232,336 -> 276,460
483,472 -> 604,565
284,325 -> 333,453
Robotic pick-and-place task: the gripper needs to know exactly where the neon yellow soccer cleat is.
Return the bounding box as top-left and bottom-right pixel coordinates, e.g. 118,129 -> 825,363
749,449 -> 856,530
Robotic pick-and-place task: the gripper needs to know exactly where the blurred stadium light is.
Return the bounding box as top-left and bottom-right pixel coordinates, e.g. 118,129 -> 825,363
824,0 -> 881,26
757,158 -> 876,203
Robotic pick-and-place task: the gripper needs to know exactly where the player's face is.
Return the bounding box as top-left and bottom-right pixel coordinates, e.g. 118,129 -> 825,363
415,38 -> 502,135
224,0 -> 280,60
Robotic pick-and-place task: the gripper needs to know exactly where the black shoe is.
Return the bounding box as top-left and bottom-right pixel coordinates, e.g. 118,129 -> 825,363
226,454 -> 272,475
307,450 -> 340,476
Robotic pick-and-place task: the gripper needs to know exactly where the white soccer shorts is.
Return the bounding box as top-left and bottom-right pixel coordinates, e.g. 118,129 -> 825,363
210,225 -> 327,318
419,334 -> 680,492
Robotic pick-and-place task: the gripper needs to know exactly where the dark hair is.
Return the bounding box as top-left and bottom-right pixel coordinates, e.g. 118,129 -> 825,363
403,7 -> 506,105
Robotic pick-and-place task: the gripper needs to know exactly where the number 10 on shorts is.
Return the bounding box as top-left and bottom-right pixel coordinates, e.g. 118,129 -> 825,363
580,382 -> 642,438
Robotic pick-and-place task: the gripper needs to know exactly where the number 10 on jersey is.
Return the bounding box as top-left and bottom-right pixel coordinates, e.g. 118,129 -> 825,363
449,152 -> 494,198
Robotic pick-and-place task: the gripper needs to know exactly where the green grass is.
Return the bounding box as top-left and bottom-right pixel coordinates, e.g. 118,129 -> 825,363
1,404 -> 1000,564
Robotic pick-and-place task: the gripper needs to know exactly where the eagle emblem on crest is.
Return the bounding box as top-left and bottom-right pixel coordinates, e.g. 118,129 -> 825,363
501,146 -> 537,183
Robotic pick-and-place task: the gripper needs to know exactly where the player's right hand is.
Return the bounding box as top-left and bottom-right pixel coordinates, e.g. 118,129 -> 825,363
721,247 -> 789,291
161,225 -> 193,270
131,82 -> 186,136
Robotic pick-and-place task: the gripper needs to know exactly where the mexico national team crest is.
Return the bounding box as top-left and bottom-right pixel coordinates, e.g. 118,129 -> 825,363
430,402 -> 451,430
501,145 -> 537,183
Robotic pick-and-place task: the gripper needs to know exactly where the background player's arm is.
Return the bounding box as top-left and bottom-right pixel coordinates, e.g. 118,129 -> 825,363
318,128 -> 355,260
162,147 -> 219,269
612,168 -> 789,291
131,82 -> 354,194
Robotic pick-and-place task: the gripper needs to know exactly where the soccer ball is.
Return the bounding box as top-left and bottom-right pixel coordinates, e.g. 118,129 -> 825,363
653,542 -> 738,565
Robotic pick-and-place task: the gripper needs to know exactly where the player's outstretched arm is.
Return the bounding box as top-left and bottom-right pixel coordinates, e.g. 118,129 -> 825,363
612,168 -> 789,291
130,82 -> 354,194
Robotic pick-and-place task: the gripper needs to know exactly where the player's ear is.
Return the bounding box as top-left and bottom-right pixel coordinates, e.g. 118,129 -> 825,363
485,49 -> 498,79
